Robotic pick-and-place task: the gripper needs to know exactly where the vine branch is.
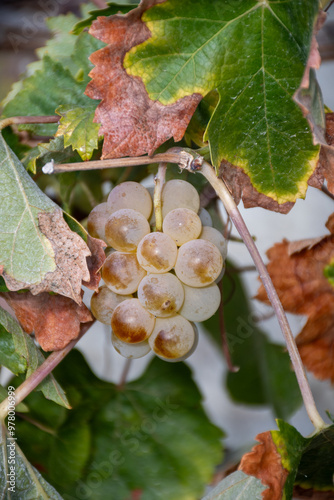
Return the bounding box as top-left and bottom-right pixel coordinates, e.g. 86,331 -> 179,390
0,320 -> 95,421
0,115 -> 59,131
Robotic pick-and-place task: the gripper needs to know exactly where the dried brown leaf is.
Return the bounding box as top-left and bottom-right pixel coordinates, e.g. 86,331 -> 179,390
293,485 -> 334,499
309,113 -> 334,194
238,431 -> 289,500
4,291 -> 92,351
85,0 -> 201,159
83,235 -> 106,291
256,216 -> 334,381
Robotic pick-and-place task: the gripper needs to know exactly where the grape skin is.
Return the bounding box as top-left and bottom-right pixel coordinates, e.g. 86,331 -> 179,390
175,239 -> 223,287
162,208 -> 202,246
90,285 -> 132,324
138,273 -> 184,317
161,179 -> 200,218
87,202 -> 111,242
179,283 -> 221,322
200,226 -> 228,259
105,208 -> 150,252
107,181 -> 152,219
148,315 -> 197,361
111,298 -> 155,343
111,332 -> 151,359
102,252 -> 146,294
198,208 -> 213,227
137,232 -> 177,273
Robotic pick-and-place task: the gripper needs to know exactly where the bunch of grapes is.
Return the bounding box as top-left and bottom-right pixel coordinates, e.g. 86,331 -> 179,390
88,180 -> 227,362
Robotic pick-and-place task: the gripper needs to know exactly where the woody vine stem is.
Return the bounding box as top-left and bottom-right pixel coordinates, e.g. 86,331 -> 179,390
0,116 -> 327,429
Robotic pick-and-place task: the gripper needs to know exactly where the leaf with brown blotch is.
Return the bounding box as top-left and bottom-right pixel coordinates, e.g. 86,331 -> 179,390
4,291 -> 92,351
256,214 -> 334,382
309,113 -> 334,195
85,0 -> 201,159
239,431 -> 289,500
82,234 -> 106,291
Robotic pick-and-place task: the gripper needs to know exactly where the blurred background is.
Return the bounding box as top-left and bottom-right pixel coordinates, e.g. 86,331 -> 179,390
0,0 -> 334,486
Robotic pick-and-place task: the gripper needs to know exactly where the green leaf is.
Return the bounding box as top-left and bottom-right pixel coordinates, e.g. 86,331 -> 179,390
72,2 -> 138,35
0,386 -> 28,413
324,259 -> 334,288
202,470 -> 267,499
23,136 -> 81,175
125,0 -> 321,204
0,423 -> 64,499
0,134 -> 57,287
15,350 -> 223,499
56,105 -> 101,160
203,262 -> 302,419
1,127 -> 30,161
0,306 -> 70,409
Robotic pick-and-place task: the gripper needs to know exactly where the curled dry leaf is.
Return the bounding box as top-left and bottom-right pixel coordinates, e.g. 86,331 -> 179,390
83,234 -> 106,291
4,291 -> 92,351
256,214 -> 334,382
85,0 -> 201,159
309,113 -> 334,195
239,431 -> 288,500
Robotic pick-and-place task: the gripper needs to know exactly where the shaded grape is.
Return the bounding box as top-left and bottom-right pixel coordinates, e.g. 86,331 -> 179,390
137,232 -> 177,273
111,298 -> 155,343
175,239 -> 222,287
162,208 -> 202,246
105,208 -> 150,251
138,273 -> 184,317
102,252 -> 146,294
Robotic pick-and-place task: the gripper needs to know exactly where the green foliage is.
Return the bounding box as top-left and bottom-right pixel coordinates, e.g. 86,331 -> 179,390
56,105 -> 101,161
125,0 -> 321,203
23,136 -> 81,175
0,386 -> 28,412
72,2 -> 139,35
14,350 -> 223,499
0,134 -> 57,286
0,424 -> 64,499
203,471 -> 267,499
204,263 -> 302,419
324,260 -> 334,287
0,306 -> 69,408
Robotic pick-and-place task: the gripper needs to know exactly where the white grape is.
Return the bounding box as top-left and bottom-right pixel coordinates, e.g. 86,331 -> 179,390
90,285 -> 132,324
137,232 -> 177,273
179,283 -> 221,322
200,226 -> 228,259
161,179 -> 200,218
107,181 -> 152,219
111,298 -> 155,343
87,202 -> 111,241
198,207 -> 213,227
102,252 -> 146,294
148,315 -> 197,361
105,208 -> 150,251
175,239 -> 223,287
111,332 -> 151,358
162,208 -> 202,246
138,273 -> 184,317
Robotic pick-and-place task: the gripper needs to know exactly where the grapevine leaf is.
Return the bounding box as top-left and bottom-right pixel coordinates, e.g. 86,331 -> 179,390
0,136 -> 91,303
256,214 -> 334,382
204,262 -> 302,419
309,113 -> 334,195
119,0 -> 320,205
56,105 -> 101,161
23,136 -> 81,175
202,470 -> 267,499
0,306 -> 70,408
14,350 -> 224,499
72,2 -> 138,35
3,291 -> 92,352
239,420 -> 334,499
86,0 -> 201,159
0,423 -> 64,499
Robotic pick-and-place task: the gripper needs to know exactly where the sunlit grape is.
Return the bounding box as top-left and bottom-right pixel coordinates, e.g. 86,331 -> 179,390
161,179 -> 200,218
107,181 -> 152,219
198,208 -> 213,227
87,202 -> 111,241
148,315 -> 197,361
111,332 -> 151,358
138,273 -> 184,317
137,232 -> 177,273
200,226 -> 228,259
90,285 -> 132,324
179,283 -> 221,322
105,208 -> 150,251
175,239 -> 223,287
111,298 -> 155,343
162,208 -> 202,246
102,252 -> 146,294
